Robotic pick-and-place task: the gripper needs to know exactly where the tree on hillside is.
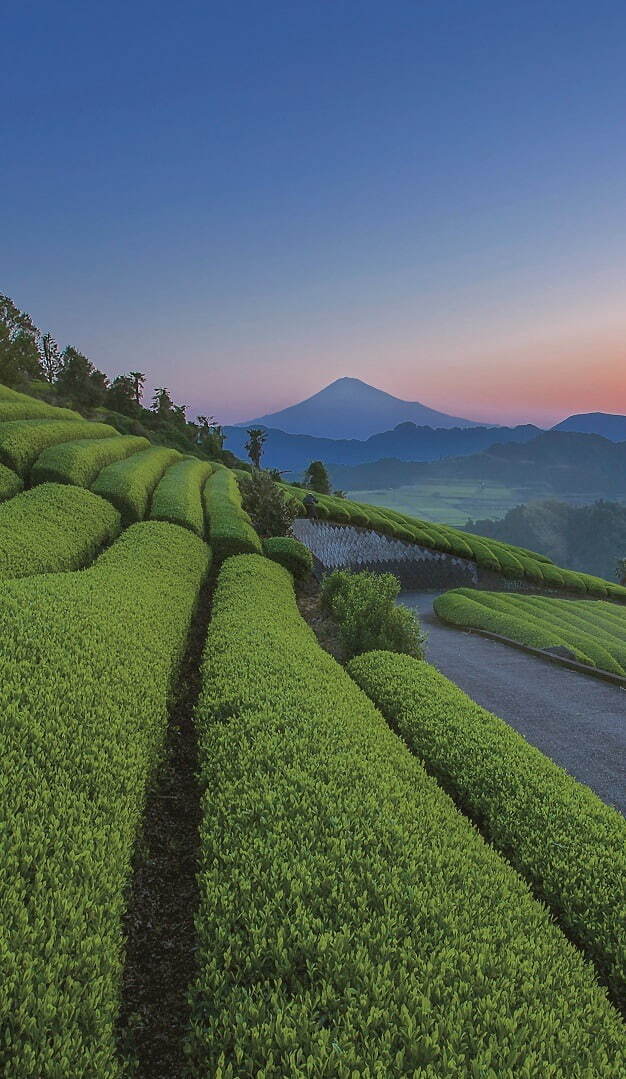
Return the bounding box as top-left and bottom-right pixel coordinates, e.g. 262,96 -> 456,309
129,371 -> 146,405
196,414 -> 225,457
152,386 -> 174,419
41,333 -> 62,383
0,294 -> 42,386
56,346 -> 108,408
304,459 -> 331,494
245,427 -> 267,469
108,374 -> 140,415
618,558 -> 626,586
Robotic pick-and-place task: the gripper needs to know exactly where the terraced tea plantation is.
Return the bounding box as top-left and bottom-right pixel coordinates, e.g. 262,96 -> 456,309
0,381 -> 624,1076
435,588 -> 626,676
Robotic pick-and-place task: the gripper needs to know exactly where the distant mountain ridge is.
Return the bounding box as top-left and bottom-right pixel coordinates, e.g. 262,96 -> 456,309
223,420 -> 541,472
236,376 -> 483,439
552,412 -> 626,441
331,431 -> 626,498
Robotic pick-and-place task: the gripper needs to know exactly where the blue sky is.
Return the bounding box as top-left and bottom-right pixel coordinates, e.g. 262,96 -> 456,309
3,1 -> 626,425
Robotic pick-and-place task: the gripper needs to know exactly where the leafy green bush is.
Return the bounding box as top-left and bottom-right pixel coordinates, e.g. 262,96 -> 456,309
150,457 -> 213,537
0,483 -> 121,579
435,588 -> 626,675
0,462 -> 22,502
240,469 -> 299,537
186,554 -> 625,1077
321,569 -> 426,659
203,468 -> 262,562
0,522 -> 210,1076
92,446 -> 181,526
348,649 -> 626,1007
31,434 -> 150,488
262,534 -> 313,578
0,419 -> 117,476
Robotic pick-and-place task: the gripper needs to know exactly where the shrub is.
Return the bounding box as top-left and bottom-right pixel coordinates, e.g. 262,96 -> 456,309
203,468 -> 262,561
32,434 -> 150,488
348,649 -> 626,1007
239,469 -> 299,537
0,522 -> 210,1076
0,483 -> 121,579
262,534 -> 313,578
0,419 -> 117,476
92,446 -> 181,525
321,569 -> 426,659
186,554 -> 625,1077
0,462 -> 22,502
150,457 -> 213,537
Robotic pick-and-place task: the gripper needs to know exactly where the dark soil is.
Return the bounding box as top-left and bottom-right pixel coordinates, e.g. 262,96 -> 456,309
117,580 -> 213,1077
296,574 -> 345,663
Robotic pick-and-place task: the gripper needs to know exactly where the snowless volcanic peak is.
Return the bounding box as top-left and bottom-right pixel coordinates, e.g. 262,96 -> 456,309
238,377 -> 482,439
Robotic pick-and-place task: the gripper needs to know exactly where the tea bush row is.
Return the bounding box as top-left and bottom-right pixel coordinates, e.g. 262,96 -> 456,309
0,462 -> 22,502
435,588 -> 626,676
262,534 -> 313,578
186,553 -> 625,1077
92,446 -> 181,526
0,400 -> 81,423
284,484 -> 626,599
150,457 -> 213,537
0,419 -> 118,476
0,483 -> 121,580
0,522 -> 210,1077
348,649 -> 626,1008
203,468 -> 262,562
32,434 -> 150,488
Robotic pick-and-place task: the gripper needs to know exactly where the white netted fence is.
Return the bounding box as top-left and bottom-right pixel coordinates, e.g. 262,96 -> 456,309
292,519 -> 479,589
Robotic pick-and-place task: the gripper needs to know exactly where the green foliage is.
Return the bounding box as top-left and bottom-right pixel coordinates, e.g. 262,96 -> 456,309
321,569 -> 426,659
280,482 -> 626,600
0,462 -> 22,502
240,469 -> 299,537
0,522 -> 210,1076
435,588 -> 626,676
0,419 -> 117,476
150,457 -> 213,537
348,650 -> 626,1007
0,295 -> 42,386
262,535 -> 313,578
32,435 -> 151,488
303,459 -> 331,494
186,554 -> 625,1077
0,397 -> 81,422
244,426 -> 267,468
0,483 -> 121,579
92,446 -> 181,526
467,498 -> 626,582
203,468 -> 262,561
56,345 -> 108,408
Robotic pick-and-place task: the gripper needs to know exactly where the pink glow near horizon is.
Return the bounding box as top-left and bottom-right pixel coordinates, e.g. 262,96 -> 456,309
190,337 -> 626,429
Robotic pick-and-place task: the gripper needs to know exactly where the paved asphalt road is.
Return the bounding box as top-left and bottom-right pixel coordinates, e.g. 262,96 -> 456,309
400,591 -> 626,815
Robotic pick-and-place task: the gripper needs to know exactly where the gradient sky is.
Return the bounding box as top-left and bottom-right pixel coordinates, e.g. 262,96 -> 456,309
3,1 -> 626,427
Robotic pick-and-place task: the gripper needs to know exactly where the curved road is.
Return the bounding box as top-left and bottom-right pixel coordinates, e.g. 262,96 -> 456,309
400,591 -> 626,815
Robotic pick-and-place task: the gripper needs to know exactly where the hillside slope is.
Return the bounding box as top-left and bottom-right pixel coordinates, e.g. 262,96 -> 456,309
554,412 -> 626,441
